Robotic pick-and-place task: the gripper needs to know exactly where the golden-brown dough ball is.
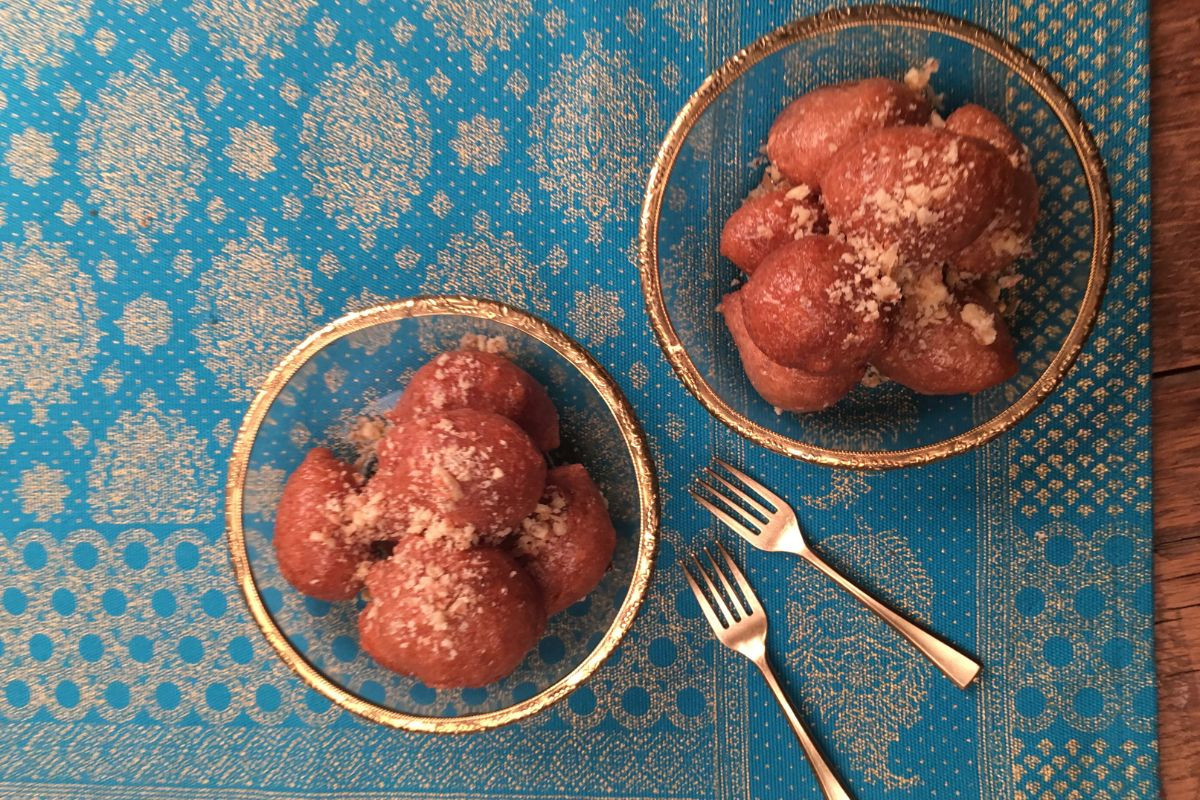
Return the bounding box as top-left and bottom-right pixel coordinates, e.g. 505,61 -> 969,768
945,105 -> 1039,275
767,78 -> 931,189
739,236 -> 897,374
872,280 -> 1017,394
358,538 -> 545,688
821,126 -> 1012,265
274,447 -> 366,601
515,464 -> 616,616
390,349 -> 560,452
719,186 -> 827,274
720,291 -> 862,412
372,408 -> 546,542
944,104 -> 1028,170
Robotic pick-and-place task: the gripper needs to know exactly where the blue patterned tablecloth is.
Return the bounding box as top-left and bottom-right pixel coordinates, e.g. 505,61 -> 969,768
0,0 -> 1154,798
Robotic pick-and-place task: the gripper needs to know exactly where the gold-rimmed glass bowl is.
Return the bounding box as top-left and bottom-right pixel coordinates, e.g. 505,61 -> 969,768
226,296 -> 658,732
639,6 -> 1111,468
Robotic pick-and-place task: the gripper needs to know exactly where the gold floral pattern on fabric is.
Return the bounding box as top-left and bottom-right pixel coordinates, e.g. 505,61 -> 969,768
189,0 -> 316,79
225,121 -> 278,179
86,390 -> 216,524
0,0 -> 92,87
420,0 -> 532,74
422,211 -> 549,311
787,526 -> 933,789
0,223 -> 100,425
194,219 -> 324,401
5,127 -> 56,185
530,32 -> 660,243
15,465 -> 70,520
300,42 -> 432,249
77,54 -> 208,253
450,114 -> 506,174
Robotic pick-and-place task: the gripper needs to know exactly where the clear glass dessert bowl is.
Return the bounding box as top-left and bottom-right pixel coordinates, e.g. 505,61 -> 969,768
638,6 -> 1111,468
226,296 -> 658,732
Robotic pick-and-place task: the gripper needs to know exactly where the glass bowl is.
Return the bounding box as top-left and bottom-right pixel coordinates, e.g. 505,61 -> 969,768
225,296 -> 658,732
638,6 -> 1112,468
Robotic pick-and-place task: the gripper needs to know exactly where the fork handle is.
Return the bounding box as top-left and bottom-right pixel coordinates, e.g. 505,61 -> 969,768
800,549 -> 981,689
755,657 -> 854,800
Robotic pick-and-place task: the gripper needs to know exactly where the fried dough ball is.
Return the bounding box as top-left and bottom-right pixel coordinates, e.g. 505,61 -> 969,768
372,408 -> 546,540
515,464 -> 616,616
872,279 -> 1017,395
274,447 -> 366,601
739,236 -> 896,374
720,290 -> 863,412
945,105 -> 1039,275
358,537 -> 546,688
821,126 -> 1012,264
767,78 -> 931,189
389,349 -> 560,452
719,186 -> 827,274
944,104 -> 1027,168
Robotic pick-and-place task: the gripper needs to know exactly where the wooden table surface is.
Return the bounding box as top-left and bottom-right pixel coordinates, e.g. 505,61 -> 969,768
1150,3 -> 1199,797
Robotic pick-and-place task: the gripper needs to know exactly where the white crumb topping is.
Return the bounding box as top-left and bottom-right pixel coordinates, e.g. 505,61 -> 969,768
514,488 -> 568,557
904,58 -> 940,92
960,302 -> 998,345
458,333 -> 509,355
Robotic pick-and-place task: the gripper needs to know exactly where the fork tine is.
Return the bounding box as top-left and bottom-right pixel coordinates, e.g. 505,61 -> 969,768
703,467 -> 772,518
682,564 -> 727,633
716,540 -> 763,616
690,553 -> 736,623
694,479 -> 765,530
690,489 -> 761,542
703,546 -> 748,618
713,458 -> 786,510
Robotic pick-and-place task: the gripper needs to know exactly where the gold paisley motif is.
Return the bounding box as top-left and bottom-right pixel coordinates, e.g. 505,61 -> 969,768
194,219 -> 323,402
87,390 -> 216,523
422,210 -> 549,311
189,0 -> 315,79
419,0 -> 531,74
300,42 -> 432,250
78,53 -> 207,254
786,524 -> 932,789
0,223 -> 100,424
0,0 -> 92,88
530,33 -> 660,243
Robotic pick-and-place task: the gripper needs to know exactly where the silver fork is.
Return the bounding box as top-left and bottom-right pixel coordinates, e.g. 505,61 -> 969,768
691,459 -> 981,689
684,542 -> 853,800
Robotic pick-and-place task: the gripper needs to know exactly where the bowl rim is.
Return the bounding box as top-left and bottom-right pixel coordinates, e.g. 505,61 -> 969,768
637,4 -> 1113,469
225,295 -> 660,733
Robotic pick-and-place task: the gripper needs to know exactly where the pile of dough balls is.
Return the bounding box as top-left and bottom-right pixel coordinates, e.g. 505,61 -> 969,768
273,343 -> 617,688
718,69 -> 1037,412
